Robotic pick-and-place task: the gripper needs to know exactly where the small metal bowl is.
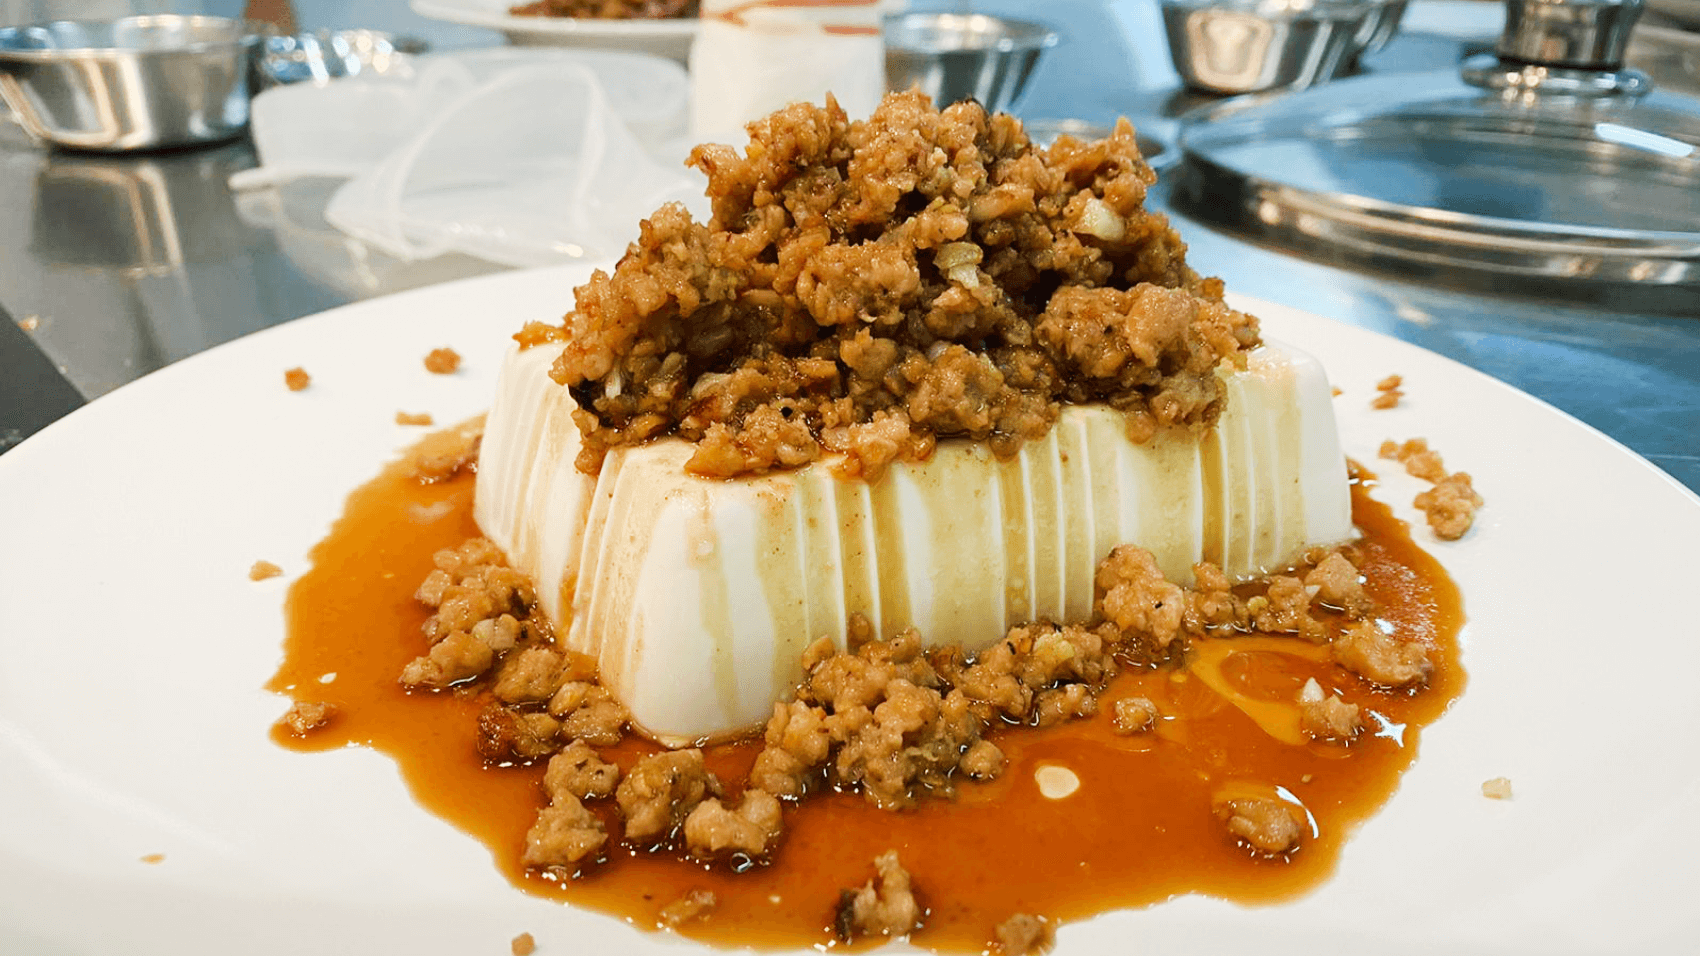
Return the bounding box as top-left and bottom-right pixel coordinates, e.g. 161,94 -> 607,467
0,15 -> 263,152
884,13 -> 1058,113
1160,0 -> 1394,95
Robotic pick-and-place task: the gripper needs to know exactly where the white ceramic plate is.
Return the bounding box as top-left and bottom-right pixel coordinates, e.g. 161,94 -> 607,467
410,0 -> 697,61
3,265 -> 1699,956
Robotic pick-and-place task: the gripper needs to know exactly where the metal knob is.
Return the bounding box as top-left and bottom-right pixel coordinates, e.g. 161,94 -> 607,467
1497,0 -> 1645,69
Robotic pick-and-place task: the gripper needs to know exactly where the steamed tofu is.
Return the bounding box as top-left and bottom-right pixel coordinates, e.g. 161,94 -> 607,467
475,340 -> 1351,746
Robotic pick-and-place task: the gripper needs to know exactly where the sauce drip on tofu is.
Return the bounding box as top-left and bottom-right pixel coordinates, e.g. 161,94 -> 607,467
271,454 -> 1463,952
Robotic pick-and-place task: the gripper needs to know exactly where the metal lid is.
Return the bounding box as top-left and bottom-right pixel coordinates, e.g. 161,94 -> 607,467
1173,0 -> 1700,300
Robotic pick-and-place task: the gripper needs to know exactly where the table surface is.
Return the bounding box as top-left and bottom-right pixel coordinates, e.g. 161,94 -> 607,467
2,0 -> 1696,492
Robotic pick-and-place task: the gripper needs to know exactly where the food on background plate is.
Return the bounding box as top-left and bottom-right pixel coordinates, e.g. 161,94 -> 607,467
509,0 -> 697,19
272,91 -> 1469,952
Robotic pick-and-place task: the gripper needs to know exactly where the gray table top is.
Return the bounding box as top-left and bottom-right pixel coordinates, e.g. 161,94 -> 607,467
2,0 -> 1696,490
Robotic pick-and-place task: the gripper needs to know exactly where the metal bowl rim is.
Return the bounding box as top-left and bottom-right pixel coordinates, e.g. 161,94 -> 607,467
0,15 -> 265,62
882,12 -> 1060,54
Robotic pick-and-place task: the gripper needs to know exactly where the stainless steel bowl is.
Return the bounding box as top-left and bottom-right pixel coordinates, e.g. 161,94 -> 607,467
0,15 -> 263,152
884,13 -> 1058,112
1160,0 -> 1393,95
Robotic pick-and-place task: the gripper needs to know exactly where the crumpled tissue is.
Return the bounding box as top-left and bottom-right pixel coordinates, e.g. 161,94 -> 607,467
231,48 -> 705,268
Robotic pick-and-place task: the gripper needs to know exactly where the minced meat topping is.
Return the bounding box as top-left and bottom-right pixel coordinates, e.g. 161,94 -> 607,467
526,91 -> 1258,479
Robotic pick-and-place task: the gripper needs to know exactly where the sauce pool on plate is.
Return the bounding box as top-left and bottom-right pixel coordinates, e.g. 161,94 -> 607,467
270,449 -> 1463,951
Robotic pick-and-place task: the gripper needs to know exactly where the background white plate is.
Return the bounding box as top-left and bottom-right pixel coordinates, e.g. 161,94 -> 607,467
410,0 -> 697,60
3,265 -> 1699,956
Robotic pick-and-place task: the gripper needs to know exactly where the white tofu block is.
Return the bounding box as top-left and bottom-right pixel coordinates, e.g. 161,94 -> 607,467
476,340 -> 1351,745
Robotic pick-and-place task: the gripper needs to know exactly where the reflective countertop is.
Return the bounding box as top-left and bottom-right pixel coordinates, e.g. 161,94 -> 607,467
2,0 -> 1696,490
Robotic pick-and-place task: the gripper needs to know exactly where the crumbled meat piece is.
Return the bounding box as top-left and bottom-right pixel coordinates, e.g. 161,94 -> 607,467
284,367 -> 310,391
1371,374 -> 1403,409
1111,696 -> 1158,734
1096,545 -> 1185,649
658,889 -> 717,928
1333,620 -> 1431,687
521,791 -> 606,867
683,790 -> 784,858
493,646 -> 568,704
1184,561 -> 1248,636
539,91 -> 1243,480
1378,437 -> 1447,483
510,932 -> 535,956
547,681 -> 629,746
616,750 -> 719,843
749,700 -> 833,798
958,739 -> 1005,779
1303,552 -> 1375,617
403,539 -> 544,689
396,410 -> 434,426
1035,682 -> 1098,726
410,419 -> 483,483
476,703 -> 562,763
278,700 -> 337,736
835,850 -> 922,941
1481,777 -> 1513,800
1298,678 -> 1362,741
1415,472 -> 1483,540
424,347 -> 462,374
400,630 -> 496,688
544,741 -> 620,801
1217,796 -> 1303,854
1246,576 -> 1326,642
993,913 -> 1056,955
249,560 -> 283,581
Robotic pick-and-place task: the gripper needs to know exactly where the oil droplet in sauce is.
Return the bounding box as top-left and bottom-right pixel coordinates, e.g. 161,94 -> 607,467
269,453 -> 1464,952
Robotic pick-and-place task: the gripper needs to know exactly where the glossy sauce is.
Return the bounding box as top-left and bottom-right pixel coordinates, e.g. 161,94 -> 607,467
270,455 -> 1463,952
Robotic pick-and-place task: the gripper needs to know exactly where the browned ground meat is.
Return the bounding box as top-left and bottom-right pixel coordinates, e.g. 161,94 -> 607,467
1111,696 -> 1158,734
1333,620 -> 1432,687
1298,678 -> 1362,741
544,740 -> 620,801
1379,437 -> 1446,483
402,537 -> 539,688
1371,374 -> 1403,409
1184,561 -> 1249,635
682,790 -> 784,858
1415,472 -> 1484,540
993,913 -> 1056,955
616,750 -> 720,844
1304,552 -> 1375,616
658,889 -> 716,927
278,700 -> 337,736
836,850 -> 922,941
1217,796 -> 1304,854
423,347 -> 462,374
1096,544 -> 1185,649
410,418 -> 483,483
522,791 -> 606,867
510,0 -> 695,18
1247,576 -> 1326,642
548,682 -> 630,746
530,92 -> 1254,480
284,367 -> 310,391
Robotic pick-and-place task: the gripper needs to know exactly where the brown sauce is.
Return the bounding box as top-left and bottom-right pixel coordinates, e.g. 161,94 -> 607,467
270,454 -> 1463,951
